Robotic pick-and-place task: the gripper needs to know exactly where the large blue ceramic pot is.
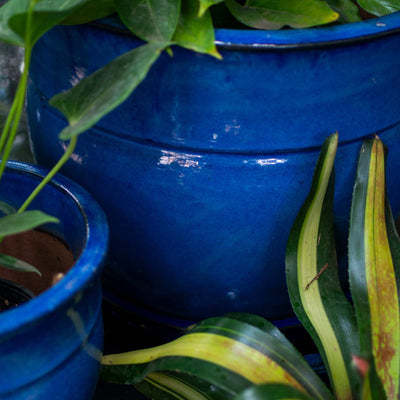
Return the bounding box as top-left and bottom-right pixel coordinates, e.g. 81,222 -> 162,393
27,12 -> 400,322
0,162 -> 108,400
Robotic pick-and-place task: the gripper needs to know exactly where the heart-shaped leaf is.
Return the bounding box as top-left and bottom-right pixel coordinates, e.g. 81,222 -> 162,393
199,0 -> 224,16
225,0 -> 339,29
51,42 -> 167,140
173,0 -> 221,58
115,0 -> 181,42
357,0 -> 400,16
325,0 -> 362,23
61,0 -> 116,25
1,0 -> 93,47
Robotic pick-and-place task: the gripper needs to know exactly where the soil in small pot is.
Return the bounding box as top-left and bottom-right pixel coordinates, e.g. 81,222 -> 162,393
0,229 -> 75,296
0,278 -> 34,312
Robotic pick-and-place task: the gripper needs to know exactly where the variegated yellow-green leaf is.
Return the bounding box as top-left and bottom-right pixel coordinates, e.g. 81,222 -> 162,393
349,137 -> 400,400
286,132 -> 360,400
137,371 -> 214,400
234,383 -> 316,400
101,316 -> 332,400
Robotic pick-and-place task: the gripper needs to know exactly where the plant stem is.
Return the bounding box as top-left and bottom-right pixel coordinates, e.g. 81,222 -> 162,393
0,81 -> 23,156
18,136 -> 78,213
0,0 -> 38,180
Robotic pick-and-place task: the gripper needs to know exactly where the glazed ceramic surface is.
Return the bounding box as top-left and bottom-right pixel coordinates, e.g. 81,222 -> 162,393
27,13 -> 400,321
0,162 -> 108,400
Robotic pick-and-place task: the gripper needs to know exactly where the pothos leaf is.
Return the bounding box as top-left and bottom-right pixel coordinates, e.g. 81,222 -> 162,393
224,0 -> 339,30
61,0 -> 116,25
324,0 -> 362,23
6,0 -> 93,47
356,0 -> 400,16
198,0 -> 224,16
173,0 -> 221,59
0,201 -> 17,216
50,42 -> 167,140
0,253 -> 41,275
115,0 -> 181,42
0,210 -> 59,237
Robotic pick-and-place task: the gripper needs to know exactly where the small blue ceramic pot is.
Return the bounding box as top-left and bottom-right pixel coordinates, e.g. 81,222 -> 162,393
0,162 -> 108,400
27,12 -> 400,321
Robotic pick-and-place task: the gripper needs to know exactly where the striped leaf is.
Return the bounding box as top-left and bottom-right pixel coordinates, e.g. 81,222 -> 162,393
352,356 -> 386,400
234,383 -> 316,400
101,316 -> 332,400
285,132 -> 360,400
136,371 -> 216,400
349,137 -> 399,400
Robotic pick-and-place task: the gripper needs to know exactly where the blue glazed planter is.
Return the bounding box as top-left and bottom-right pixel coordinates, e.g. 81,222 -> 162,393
0,162 -> 108,400
27,13 -> 400,321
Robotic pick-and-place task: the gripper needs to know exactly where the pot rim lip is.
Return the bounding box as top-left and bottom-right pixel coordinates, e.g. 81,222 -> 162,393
214,11 -> 400,49
95,11 -> 400,49
0,161 -> 109,336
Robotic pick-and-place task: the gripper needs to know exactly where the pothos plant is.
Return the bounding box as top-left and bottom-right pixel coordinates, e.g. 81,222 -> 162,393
100,133 -> 400,400
0,0 -> 399,146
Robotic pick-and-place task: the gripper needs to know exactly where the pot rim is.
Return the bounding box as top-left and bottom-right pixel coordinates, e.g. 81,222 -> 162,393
0,161 -> 109,336
215,11 -> 400,49
94,11 -> 400,49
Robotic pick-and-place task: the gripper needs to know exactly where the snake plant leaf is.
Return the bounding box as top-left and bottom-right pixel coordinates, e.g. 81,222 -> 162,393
385,196 -> 400,298
356,0 -> 400,16
352,356 -> 387,400
50,42 -> 167,140
136,371 -> 228,400
349,137 -> 400,400
285,133 -> 360,400
224,312 -> 301,350
115,0 -> 181,42
234,383 -> 316,400
173,0 -> 221,59
324,0 -> 363,23
61,0 -> 116,25
224,0 -> 339,30
5,0 -> 93,47
0,210 -> 59,236
101,316 -> 332,400
0,253 -> 41,275
198,0 -> 224,16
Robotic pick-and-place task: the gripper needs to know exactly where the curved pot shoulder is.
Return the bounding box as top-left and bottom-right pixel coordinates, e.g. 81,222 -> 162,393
27,12 -> 400,324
